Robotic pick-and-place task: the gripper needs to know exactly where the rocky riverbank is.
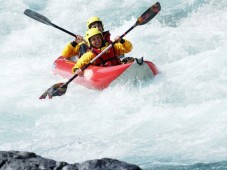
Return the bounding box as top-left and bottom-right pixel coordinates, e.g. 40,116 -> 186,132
0,151 -> 141,170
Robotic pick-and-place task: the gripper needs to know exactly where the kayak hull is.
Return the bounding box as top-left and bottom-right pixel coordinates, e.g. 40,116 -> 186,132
53,56 -> 158,90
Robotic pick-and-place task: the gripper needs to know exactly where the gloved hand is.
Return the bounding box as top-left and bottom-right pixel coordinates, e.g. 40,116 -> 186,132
75,35 -> 84,43
114,36 -> 125,44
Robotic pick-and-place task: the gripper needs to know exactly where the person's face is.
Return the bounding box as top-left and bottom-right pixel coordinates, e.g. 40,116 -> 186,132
90,22 -> 103,32
90,34 -> 102,48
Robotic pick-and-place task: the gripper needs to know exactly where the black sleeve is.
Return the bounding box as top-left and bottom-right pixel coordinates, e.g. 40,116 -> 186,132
70,41 -> 77,47
120,39 -> 125,44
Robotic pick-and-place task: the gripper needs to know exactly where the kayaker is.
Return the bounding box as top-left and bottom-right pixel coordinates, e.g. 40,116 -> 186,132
72,28 -> 133,76
61,16 -> 112,60
87,16 -> 111,42
87,16 -> 125,59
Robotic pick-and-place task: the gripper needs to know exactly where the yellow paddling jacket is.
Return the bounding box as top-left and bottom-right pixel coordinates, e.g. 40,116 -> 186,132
72,39 -> 132,72
62,31 -> 111,59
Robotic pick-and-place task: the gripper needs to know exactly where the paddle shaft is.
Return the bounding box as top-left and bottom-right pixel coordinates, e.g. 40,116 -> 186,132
50,23 -> 77,37
24,9 -> 77,38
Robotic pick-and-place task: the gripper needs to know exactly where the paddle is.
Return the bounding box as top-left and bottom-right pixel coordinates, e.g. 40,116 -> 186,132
24,9 -> 77,37
39,2 -> 161,99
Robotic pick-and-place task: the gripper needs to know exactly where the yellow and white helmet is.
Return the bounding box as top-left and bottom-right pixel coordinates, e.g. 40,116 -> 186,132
85,28 -> 103,46
87,16 -> 103,29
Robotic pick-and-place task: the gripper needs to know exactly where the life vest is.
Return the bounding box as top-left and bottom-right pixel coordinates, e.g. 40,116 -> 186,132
103,31 -> 111,42
91,42 -> 121,67
103,31 -> 124,59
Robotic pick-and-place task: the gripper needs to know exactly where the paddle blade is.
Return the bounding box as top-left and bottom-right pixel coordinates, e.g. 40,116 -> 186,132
39,83 -> 67,99
136,2 -> 161,26
24,9 -> 52,26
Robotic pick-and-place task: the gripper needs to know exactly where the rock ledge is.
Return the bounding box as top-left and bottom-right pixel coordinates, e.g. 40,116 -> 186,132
0,151 -> 141,170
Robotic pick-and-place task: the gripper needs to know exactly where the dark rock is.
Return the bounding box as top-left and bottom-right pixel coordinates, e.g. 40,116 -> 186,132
0,151 -> 142,170
78,158 -> 142,170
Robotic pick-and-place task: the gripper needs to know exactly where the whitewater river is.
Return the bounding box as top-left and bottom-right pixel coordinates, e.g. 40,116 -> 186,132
0,0 -> 227,169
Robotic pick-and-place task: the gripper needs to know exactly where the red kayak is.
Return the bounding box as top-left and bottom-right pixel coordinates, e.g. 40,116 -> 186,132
53,56 -> 158,90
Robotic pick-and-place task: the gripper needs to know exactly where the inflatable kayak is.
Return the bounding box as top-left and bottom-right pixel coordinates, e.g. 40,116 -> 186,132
53,56 -> 158,90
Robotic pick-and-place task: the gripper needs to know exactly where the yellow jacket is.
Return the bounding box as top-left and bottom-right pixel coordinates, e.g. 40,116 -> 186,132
72,39 -> 132,72
62,42 -> 85,59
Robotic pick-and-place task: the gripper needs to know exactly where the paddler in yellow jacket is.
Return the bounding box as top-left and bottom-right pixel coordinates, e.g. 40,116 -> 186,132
62,16 -> 112,60
72,28 -> 133,76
